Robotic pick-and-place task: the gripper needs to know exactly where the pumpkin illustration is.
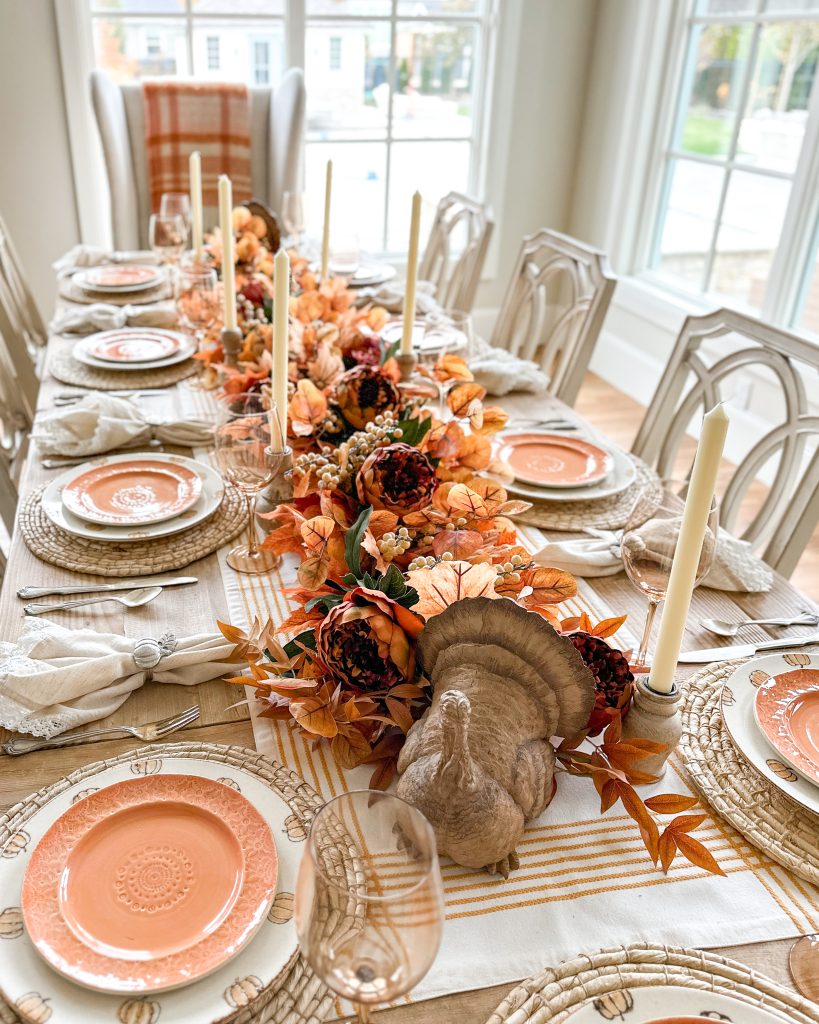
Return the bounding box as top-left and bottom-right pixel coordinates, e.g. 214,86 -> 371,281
749,670 -> 770,688
15,993 -> 52,1024
0,906 -> 24,939
267,892 -> 295,924
721,686 -> 735,706
131,758 -> 162,776
118,999 -> 160,1024
217,777 -> 241,791
72,788 -> 100,804
767,759 -> 798,782
783,653 -> 811,667
224,976 -> 263,1009
700,1013 -> 732,1021
2,830 -> 30,858
593,989 -> 633,1020
284,814 -> 307,841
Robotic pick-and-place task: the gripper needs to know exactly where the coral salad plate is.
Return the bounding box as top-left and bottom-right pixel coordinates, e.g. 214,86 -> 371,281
498,432 -> 614,488
561,984 -> 792,1022
21,776 -> 278,994
754,666 -> 819,785
61,457 -> 202,526
76,266 -> 162,293
87,329 -> 183,364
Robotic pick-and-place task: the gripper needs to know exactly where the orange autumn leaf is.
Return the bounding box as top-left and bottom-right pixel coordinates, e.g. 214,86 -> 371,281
471,405 -> 509,436
526,566 -> 578,603
290,692 -> 338,738
590,614 -> 629,639
659,829 -> 677,873
468,477 -> 508,511
289,379 -> 328,433
385,696 -> 415,734
297,553 -> 330,589
405,559 -> 499,618
436,353 -> 473,382
448,382 -> 487,418
456,432 -> 492,471
432,529 -> 485,559
300,515 -> 336,551
445,483 -> 489,518
673,833 -> 725,876
644,794 -> 700,815
666,813 -> 708,834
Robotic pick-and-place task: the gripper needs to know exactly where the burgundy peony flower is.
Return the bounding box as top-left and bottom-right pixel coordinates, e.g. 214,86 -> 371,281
335,365 -> 400,430
240,281 -> 266,306
356,442 -> 437,515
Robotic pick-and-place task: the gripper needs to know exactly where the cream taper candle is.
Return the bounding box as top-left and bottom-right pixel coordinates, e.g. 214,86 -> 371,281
400,190 -> 422,357
218,174 -> 237,331
189,150 -> 203,260
648,403 -> 729,693
320,159 -> 333,282
273,247 -> 290,442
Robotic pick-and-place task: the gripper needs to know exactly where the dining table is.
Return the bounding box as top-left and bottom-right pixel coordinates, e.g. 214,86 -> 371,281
1,303 -> 818,1022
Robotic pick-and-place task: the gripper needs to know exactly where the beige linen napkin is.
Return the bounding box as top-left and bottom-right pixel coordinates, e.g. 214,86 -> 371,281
53,246 -> 160,273
49,301 -> 179,336
0,618 -> 236,737
533,525 -> 773,592
469,335 -> 551,396
32,393 -> 214,456
356,279 -> 441,315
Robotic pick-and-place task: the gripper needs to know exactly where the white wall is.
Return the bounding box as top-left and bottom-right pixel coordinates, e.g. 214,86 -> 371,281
0,0 -> 80,316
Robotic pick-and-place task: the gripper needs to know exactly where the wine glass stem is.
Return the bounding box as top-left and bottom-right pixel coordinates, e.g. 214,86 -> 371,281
355,1005 -> 371,1024
245,493 -> 259,557
637,597 -> 661,667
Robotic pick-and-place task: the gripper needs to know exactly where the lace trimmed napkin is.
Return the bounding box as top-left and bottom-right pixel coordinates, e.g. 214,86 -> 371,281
32,393 -> 215,457
469,334 -> 551,396
0,618 -> 236,738
533,526 -> 773,593
355,279 -> 441,316
49,301 -> 179,336
53,245 -> 160,274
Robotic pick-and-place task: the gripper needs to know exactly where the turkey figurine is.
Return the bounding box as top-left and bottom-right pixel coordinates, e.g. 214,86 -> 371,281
396,596 -> 595,877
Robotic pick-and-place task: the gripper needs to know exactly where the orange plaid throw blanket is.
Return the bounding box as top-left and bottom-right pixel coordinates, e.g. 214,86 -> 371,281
142,81 -> 252,213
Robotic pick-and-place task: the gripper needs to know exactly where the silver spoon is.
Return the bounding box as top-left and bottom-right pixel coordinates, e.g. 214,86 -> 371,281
24,586 -> 163,617
701,611 -> 819,638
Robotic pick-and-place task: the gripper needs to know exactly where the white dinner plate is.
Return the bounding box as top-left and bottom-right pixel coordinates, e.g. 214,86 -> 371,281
381,317 -> 469,354
561,982 -> 793,1023
74,265 -> 165,293
0,753 -> 301,1024
73,331 -> 196,371
42,453 -> 223,542
720,652 -> 819,816
501,439 -> 636,503
344,261 -> 397,288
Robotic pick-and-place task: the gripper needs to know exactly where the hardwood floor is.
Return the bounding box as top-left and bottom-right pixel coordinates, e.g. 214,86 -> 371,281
575,371 -> 818,600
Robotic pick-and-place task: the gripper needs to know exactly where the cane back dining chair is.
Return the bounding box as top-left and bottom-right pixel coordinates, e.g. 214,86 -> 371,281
91,69 -> 305,250
632,308 -> 819,578
418,191 -> 494,314
489,229 -> 616,407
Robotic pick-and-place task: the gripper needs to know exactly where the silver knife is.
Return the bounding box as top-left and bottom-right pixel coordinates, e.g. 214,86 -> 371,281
678,631 -> 819,664
17,576 -> 197,599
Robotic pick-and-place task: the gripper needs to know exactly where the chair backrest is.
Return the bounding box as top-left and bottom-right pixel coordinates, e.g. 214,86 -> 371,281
91,69 -> 306,250
0,211 -> 47,359
0,324 -> 35,533
632,308 -> 819,577
489,229 -> 616,406
418,191 -> 493,314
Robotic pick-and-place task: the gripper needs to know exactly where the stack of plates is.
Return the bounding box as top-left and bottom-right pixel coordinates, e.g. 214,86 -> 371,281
720,652 -> 819,815
42,452 -> 224,542
73,328 -> 197,372
380,317 -> 470,355
497,431 -> 636,503
331,259 -> 396,288
73,264 -> 166,297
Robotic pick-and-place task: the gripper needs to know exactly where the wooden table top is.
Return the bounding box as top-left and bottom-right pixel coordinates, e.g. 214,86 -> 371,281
1,331 -> 817,1021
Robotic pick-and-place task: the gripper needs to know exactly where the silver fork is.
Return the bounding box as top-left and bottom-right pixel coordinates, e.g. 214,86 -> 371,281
3,705 -> 200,756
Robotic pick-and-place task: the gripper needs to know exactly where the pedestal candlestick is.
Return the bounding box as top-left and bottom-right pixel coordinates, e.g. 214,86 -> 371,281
396,351 -> 417,382
621,676 -> 682,779
221,327 -> 243,367
258,447 -> 293,515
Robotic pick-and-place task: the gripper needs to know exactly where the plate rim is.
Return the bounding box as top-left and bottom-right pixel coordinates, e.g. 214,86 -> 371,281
74,330 -> 196,371
720,652 -> 819,816
502,439 -> 636,503
61,457 -> 203,526
753,668 -> 819,785
75,265 -> 164,293
88,330 -> 183,364
498,431 -> 615,489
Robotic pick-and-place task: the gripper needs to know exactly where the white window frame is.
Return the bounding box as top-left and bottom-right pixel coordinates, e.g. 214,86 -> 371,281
634,0 -> 819,333
206,34 -> 221,71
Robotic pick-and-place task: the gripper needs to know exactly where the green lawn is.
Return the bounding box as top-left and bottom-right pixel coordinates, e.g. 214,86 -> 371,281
681,112 -> 734,156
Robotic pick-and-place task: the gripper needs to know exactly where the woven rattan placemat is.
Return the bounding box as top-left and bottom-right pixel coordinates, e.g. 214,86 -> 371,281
20,483 -> 246,576
517,455 -> 662,532
58,276 -> 173,306
485,943 -> 819,1023
680,661 -> 819,885
49,348 -> 199,391
0,742 -> 341,1024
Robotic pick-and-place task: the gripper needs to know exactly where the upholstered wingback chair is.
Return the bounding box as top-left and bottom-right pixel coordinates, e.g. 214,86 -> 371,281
90,69 -> 305,250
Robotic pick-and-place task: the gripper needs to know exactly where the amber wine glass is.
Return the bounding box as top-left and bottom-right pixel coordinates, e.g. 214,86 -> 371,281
295,791 -> 444,1023
176,265 -> 219,347
621,484 -> 719,669
214,393 -> 284,575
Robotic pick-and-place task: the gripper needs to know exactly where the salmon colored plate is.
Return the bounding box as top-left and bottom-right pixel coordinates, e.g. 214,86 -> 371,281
498,432 -> 614,488
22,775 -> 278,994
88,329 -> 182,363
754,667 -> 819,785
78,265 -> 162,292
62,458 -> 202,526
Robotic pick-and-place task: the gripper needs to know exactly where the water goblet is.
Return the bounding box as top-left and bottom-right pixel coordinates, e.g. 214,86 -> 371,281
176,265 -> 219,348
295,790 -> 444,1024
159,192 -> 192,241
214,392 -> 285,575
621,484 -> 719,669
149,212 -> 186,265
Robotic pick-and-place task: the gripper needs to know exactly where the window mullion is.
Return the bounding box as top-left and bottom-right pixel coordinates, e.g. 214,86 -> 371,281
185,0 -> 194,76
287,0 -> 305,68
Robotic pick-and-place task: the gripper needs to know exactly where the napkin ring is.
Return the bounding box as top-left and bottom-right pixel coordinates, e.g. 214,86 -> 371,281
133,633 -> 177,683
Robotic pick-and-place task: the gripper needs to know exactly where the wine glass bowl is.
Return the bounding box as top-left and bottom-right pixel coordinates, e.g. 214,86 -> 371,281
176,265 -> 219,345
149,212 -> 186,265
159,192 -> 192,240
418,309 -> 474,418
295,791 -> 444,1022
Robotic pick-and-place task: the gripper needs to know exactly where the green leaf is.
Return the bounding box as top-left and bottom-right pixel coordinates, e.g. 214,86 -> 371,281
394,416 -> 431,448
381,563 -> 406,598
381,338 -> 399,365
344,506 -> 373,578
283,630 -> 318,658
304,594 -> 344,613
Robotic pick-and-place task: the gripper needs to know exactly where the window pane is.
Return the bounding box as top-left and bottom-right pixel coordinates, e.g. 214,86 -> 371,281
797,224 -> 819,335
392,21 -> 476,139
710,170 -> 791,306
736,21 -> 819,172
91,1 -> 185,11
191,21 -> 284,84
306,1 -> 392,14
92,17 -> 188,80
765,0 -> 819,12
305,21 -> 391,140
191,0 -> 285,12
675,24 -> 754,159
305,143 -> 386,251
694,0 -> 757,12
386,140 -> 470,251
396,0 -> 484,11
654,159 -> 725,289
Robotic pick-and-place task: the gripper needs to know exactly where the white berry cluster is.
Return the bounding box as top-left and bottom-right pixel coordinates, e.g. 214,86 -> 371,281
495,553 -> 527,584
293,411 -> 402,490
406,550 -> 455,571
378,527 -> 411,562
240,297 -> 266,329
